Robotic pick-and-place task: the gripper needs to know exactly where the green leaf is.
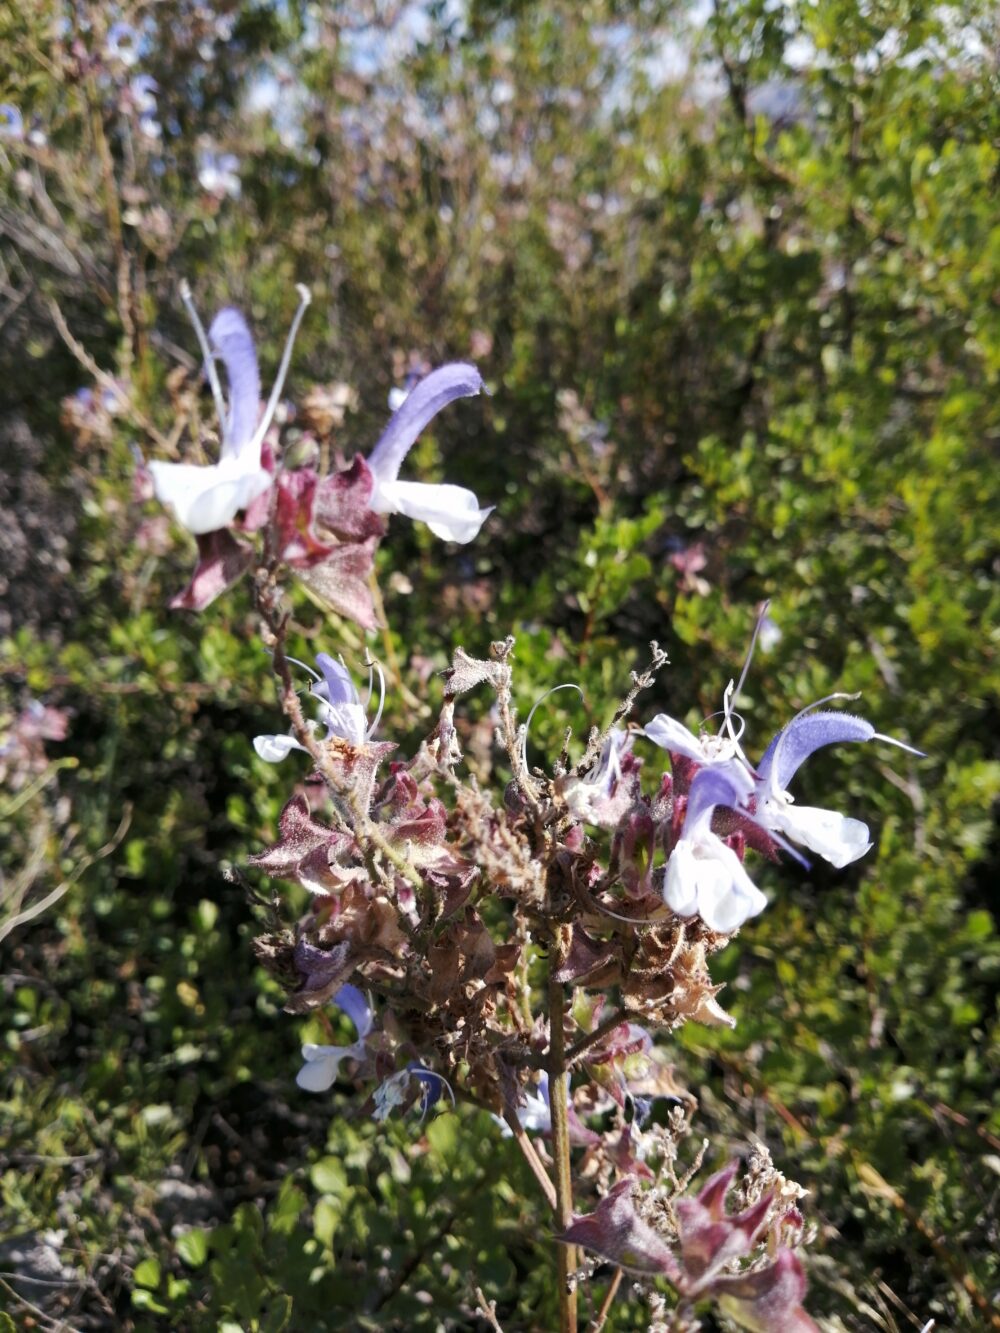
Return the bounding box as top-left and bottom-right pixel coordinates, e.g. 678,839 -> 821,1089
175,1227 -> 209,1268
261,1294 -> 294,1333
270,1178 -> 308,1235
312,1197 -> 340,1249
131,1289 -> 169,1314
133,1257 -> 161,1290
310,1156 -> 348,1196
426,1113 -> 459,1162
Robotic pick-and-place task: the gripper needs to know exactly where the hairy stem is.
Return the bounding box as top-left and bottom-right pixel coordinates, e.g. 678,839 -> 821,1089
547,944 -> 577,1332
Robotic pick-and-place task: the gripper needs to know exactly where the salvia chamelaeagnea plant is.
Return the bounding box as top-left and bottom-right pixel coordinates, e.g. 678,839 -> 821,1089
138,286 -> 924,1332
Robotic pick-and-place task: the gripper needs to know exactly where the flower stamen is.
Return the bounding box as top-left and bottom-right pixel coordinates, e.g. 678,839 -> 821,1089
179,279 -> 228,438
521,682 -> 584,771
248,283 -> 312,457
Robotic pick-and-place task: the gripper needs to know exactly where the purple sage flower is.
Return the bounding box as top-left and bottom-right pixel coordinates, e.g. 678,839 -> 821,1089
0,104 -> 23,140
129,74 -> 159,115
197,149 -> 241,199
296,983 -> 373,1093
564,727 -> 635,827
253,652 -> 383,762
372,1063 -> 455,1122
366,363 -> 493,543
644,712 -> 744,767
105,21 -> 140,66
387,367 -> 423,412
150,284 -> 310,534
493,1073 -> 599,1145
663,764 -> 767,933
755,703 -> 923,868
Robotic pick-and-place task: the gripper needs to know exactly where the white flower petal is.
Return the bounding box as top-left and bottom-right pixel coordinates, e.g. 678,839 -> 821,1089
695,848 -> 767,933
149,457 -> 271,534
370,478 -> 492,544
765,800 -> 872,868
664,835 -> 766,933
644,714 -> 707,762
663,841 -> 701,917
519,1093 -> 552,1134
296,1044 -> 352,1092
253,733 -> 306,762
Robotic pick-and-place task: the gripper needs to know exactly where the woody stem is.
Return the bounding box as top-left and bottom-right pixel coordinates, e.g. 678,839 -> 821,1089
548,953 -> 577,1332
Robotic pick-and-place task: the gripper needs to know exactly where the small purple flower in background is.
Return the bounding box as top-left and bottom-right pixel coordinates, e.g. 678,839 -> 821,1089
129,74 -> 158,115
127,74 -> 161,138
387,368 -> 423,413
0,104 -> 23,140
197,149 -> 241,199
254,652 -> 383,762
105,21 -> 140,66
494,1073 -> 599,1145
408,1064 -> 455,1118
505,1074 -> 553,1135
490,1075 -> 551,1138
372,1069 -> 415,1120
366,363 -> 493,543
296,983 -> 373,1092
372,1064 -> 455,1121
564,727 -> 636,827
669,539 -> 710,596
758,610 -> 782,653
0,700 -> 71,787
755,703 -> 924,868
663,765 -> 768,933
149,284 -> 310,533
61,380 -> 127,446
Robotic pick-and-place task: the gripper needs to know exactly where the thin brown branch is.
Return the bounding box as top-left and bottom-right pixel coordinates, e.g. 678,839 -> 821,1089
855,1160 -> 1000,1330
0,803 -> 133,947
589,1268 -> 623,1332
502,1109 -> 558,1212
474,1286 -> 506,1332
45,297 -> 169,450
922,1099 -> 1000,1155
575,641 -> 668,776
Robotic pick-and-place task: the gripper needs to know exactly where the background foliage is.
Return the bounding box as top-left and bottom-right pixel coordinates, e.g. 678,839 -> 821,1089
1,1 -> 998,1328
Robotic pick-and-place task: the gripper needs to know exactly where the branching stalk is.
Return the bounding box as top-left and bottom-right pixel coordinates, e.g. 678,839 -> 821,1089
566,1008 -> 639,1067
